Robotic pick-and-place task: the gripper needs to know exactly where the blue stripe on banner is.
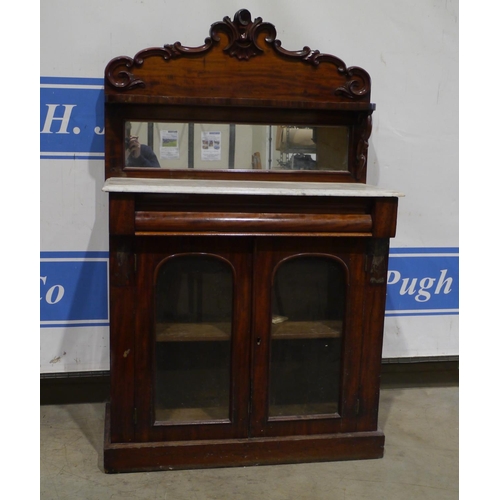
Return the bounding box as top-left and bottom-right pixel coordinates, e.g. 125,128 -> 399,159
40,77 -> 105,159
42,155 -> 105,160
41,251 -> 109,259
40,252 -> 109,328
389,247 -> 458,255
40,76 -> 104,86
386,247 -> 458,317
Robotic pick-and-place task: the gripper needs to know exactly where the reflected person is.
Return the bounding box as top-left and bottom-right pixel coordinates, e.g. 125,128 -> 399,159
125,135 -> 160,167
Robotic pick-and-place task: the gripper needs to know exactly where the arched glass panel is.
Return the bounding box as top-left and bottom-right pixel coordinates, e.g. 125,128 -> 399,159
154,255 -> 233,422
269,256 -> 346,417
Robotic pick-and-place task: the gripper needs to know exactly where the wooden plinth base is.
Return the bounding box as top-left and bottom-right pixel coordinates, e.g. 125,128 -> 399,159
104,404 -> 384,473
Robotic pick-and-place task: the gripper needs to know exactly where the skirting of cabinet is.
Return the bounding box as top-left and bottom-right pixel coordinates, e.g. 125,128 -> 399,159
103,404 -> 385,473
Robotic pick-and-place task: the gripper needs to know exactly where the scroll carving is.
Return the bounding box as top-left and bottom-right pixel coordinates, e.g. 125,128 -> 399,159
273,46 -> 371,99
368,239 -> 390,284
105,41 -> 216,90
210,9 -> 277,60
354,115 -> 373,181
105,9 -> 371,99
335,67 -> 372,100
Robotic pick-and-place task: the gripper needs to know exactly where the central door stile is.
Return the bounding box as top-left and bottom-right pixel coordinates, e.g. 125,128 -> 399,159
248,237 -> 274,438
245,236 -> 258,437
247,236 -> 257,438
227,237 -> 254,439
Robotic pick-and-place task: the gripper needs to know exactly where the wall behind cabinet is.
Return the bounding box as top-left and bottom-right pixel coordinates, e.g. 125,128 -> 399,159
40,0 -> 458,373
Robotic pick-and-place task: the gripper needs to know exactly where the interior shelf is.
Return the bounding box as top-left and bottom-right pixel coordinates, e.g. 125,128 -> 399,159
271,320 -> 342,339
156,322 -> 231,342
155,320 -> 342,342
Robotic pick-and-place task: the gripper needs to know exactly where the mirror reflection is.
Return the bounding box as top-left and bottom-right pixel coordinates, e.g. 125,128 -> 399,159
125,122 -> 349,171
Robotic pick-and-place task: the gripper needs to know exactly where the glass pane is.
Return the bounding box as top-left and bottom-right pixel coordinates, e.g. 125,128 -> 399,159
124,122 -> 349,171
269,257 -> 345,417
155,255 -> 233,422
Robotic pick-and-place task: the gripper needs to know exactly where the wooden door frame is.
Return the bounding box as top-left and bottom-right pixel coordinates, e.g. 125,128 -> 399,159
249,237 -> 366,438
133,236 -> 253,442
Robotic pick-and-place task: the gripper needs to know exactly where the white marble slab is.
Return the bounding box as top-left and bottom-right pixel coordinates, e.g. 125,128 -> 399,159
103,177 -> 404,198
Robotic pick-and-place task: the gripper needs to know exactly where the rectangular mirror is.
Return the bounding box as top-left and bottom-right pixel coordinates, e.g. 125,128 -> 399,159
124,122 -> 349,171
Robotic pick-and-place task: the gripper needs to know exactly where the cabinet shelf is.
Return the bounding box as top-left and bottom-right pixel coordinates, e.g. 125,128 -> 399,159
155,320 -> 342,342
271,320 -> 342,339
270,402 -> 339,418
156,322 -> 231,342
155,406 -> 229,422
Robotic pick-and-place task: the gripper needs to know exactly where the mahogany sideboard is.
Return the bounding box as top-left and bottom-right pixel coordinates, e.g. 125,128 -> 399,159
102,9 -> 402,473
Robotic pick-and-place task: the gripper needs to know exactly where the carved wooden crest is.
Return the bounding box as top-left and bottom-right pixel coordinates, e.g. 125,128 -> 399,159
105,9 -> 371,102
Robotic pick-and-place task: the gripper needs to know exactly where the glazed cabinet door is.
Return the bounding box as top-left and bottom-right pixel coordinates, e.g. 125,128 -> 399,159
250,237 -> 366,438
132,235 -> 368,444
134,237 -> 253,442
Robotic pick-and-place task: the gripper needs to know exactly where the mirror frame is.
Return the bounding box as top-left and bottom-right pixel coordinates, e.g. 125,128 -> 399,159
104,9 -> 375,183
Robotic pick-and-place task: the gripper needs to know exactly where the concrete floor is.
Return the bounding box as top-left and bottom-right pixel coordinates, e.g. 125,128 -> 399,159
40,386 -> 458,500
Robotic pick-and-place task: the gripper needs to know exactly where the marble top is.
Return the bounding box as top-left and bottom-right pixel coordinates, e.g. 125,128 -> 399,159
103,177 -> 404,198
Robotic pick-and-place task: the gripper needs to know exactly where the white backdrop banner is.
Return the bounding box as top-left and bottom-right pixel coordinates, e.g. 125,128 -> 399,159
40,0 -> 458,371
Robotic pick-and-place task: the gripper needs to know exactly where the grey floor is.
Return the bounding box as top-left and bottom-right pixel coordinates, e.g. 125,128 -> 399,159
40,385 -> 458,500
